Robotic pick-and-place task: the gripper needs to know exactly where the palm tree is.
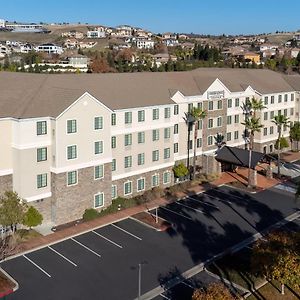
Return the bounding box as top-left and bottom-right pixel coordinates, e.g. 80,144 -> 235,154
241,98 -> 253,150
242,116 -> 263,187
250,97 -> 266,117
214,133 -> 226,151
272,115 -> 290,177
185,107 -> 206,180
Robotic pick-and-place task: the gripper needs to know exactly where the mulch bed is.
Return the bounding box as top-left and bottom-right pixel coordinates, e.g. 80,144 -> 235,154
0,271 -> 16,298
132,211 -> 171,231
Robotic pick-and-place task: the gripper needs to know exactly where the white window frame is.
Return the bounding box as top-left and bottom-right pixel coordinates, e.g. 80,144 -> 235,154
66,119 -> 77,134
94,165 -> 104,180
94,141 -> 104,155
94,192 -> 104,208
94,116 -> 103,130
151,174 -> 159,187
163,171 -> 171,185
111,185 -> 117,200
124,181 -> 132,196
66,144 -> 77,160
137,177 -> 145,192
67,170 -> 78,186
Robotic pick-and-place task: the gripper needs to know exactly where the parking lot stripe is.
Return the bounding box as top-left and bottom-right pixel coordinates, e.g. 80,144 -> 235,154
160,206 -> 193,220
160,294 -> 171,299
203,192 -> 232,204
23,255 -> 51,278
182,281 -> 195,289
111,223 -> 142,241
175,201 -> 204,214
188,196 -> 219,209
48,246 -> 77,267
210,189 -> 245,201
70,238 -> 102,258
92,230 -> 123,249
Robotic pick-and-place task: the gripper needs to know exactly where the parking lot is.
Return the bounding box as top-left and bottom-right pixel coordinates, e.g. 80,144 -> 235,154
1,186 -> 300,300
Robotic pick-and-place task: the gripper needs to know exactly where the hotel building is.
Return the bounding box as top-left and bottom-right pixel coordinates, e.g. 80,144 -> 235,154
0,69 -> 299,226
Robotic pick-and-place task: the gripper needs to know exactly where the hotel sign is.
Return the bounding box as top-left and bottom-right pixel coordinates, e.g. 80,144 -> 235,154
207,90 -> 225,99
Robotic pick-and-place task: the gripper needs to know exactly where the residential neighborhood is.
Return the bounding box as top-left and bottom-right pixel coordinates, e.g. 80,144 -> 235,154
0,3 -> 300,300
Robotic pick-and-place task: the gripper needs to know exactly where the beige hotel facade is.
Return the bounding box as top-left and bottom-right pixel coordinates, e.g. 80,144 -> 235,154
0,69 -> 300,225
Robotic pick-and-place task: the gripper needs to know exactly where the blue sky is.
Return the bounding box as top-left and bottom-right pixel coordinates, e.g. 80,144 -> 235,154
2,0 -> 300,35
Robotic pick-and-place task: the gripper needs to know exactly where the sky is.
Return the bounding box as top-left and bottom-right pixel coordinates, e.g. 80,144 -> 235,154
1,0 -> 300,35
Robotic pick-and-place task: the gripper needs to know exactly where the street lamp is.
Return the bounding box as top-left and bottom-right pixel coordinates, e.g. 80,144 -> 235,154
137,261 -> 147,300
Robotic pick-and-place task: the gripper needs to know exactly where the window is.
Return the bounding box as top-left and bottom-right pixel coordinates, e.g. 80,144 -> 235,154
263,127 -> 267,136
270,111 -> 274,119
264,112 -> 268,121
164,128 -> 171,139
227,116 -> 232,125
67,171 -> 77,186
152,150 -> 159,161
124,134 -> 132,146
207,136 -> 213,146
137,178 -> 145,192
284,109 -> 287,116
227,99 -> 232,108
152,108 -> 159,120
111,136 -> 116,149
198,120 -> 203,130
37,173 -> 47,188
174,124 -> 179,134
188,103 -> 193,112
164,148 -> 170,159
234,131 -> 239,140
124,156 -> 132,168
94,117 -> 103,130
137,153 -> 145,166
164,107 -> 171,118
174,143 -> 179,153
234,115 -> 239,123
188,140 -> 192,149
125,112 -> 132,124
208,101 -> 213,110
217,116 -> 222,127
124,181 -> 132,195
37,147 -> 47,162
37,121 -> 47,135
291,94 -> 294,101
138,132 -> 145,144
264,96 -> 268,105
94,165 -> 104,180
67,119 -> 77,134
284,94 -> 288,102
112,185 -> 117,199
152,129 -> 159,141
270,126 -> 274,134
278,109 -> 282,116
111,113 -> 116,126
112,159 -> 116,171
278,95 -> 282,103
152,174 -> 159,187
208,118 -> 213,128
67,145 -> 77,160
174,105 -> 179,115
197,138 -> 202,148
235,98 -> 239,107
138,110 -> 145,122
217,100 -> 222,109
290,108 -> 294,115
94,141 -> 103,154
197,102 -> 202,110
226,132 -> 232,141
94,193 -> 104,208
163,171 -> 171,184
271,96 -> 275,104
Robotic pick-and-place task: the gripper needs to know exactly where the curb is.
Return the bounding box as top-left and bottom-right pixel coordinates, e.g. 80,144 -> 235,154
0,266 -> 19,298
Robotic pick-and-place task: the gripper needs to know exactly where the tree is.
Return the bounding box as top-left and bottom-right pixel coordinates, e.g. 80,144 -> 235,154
173,163 -> 188,179
289,121 -> 300,151
189,107 -> 207,179
23,206 -> 43,229
0,191 -> 26,234
192,283 -> 237,300
272,114 -> 289,177
214,133 -> 226,150
251,231 -> 300,295
90,57 -> 115,73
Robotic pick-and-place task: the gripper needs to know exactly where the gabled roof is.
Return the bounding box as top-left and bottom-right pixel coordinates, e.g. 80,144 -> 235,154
215,146 -> 265,169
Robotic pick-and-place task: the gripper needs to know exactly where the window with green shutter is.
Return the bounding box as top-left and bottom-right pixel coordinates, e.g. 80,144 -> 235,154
137,132 -> 145,144
137,178 -> 145,191
67,145 -> 77,160
67,120 -> 77,134
174,124 -> 178,134
67,171 -> 77,186
94,116 -> 103,130
111,113 -> 116,126
174,143 -> 179,153
94,193 -> 104,208
152,150 -> 159,161
208,101 -> 213,110
94,141 -> 103,154
152,108 -> 159,120
94,165 -> 104,180
163,171 -> 171,184
152,174 -> 159,187
152,129 -> 159,141
138,110 -> 145,122
111,136 -> 116,149
227,99 -> 232,108
111,185 -> 117,199
164,107 -> 171,118
124,156 -> 132,168
37,147 -> 47,162
37,121 -> 47,135
112,159 -> 116,171
137,153 -> 145,165
164,148 -> 170,159
37,173 -> 47,188
125,112 -> 132,124
164,128 -> 171,139
124,181 -> 132,195
124,134 -> 132,146
174,105 -> 179,115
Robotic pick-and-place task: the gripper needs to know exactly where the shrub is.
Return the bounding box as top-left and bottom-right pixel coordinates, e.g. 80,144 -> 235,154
275,137 -> 289,150
173,163 -> 189,178
83,208 -> 99,221
22,206 -> 43,229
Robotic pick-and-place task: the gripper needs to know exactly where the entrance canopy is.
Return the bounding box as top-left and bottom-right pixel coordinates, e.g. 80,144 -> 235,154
215,146 -> 265,169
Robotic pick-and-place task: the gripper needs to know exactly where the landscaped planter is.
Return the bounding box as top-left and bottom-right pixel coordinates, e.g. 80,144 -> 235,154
0,268 -> 18,298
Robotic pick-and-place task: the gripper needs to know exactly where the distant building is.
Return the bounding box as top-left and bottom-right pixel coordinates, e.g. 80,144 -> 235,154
35,43 -> 63,55
87,27 -> 106,39
115,25 -> 133,37
0,19 -> 5,28
5,22 -> 48,33
136,38 -> 154,49
162,39 -> 179,47
61,30 -> 84,39
162,32 -> 177,39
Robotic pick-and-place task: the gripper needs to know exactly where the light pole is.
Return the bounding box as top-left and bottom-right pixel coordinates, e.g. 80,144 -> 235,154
137,261 -> 147,300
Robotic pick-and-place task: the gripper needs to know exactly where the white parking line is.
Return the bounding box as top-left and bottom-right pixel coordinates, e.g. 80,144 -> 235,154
92,230 -> 123,249
111,223 -> 142,241
23,254 -> 51,278
48,246 -> 77,267
182,281 -> 195,289
203,192 -> 232,204
175,201 -> 204,214
187,196 -> 219,209
71,238 -> 102,258
160,206 -> 193,220
209,189 -> 245,201
160,294 -> 171,299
